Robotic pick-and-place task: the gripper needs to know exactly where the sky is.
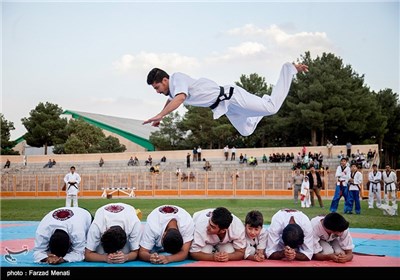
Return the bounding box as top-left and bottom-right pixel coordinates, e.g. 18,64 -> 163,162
2,0 -> 399,140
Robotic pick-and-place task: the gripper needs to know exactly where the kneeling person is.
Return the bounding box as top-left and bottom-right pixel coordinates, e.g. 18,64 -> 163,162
85,203 -> 142,263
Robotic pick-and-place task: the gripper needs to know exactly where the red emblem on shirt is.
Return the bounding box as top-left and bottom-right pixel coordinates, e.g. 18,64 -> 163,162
159,205 -> 178,214
283,209 -> 298,213
105,204 -> 125,213
52,209 -> 74,221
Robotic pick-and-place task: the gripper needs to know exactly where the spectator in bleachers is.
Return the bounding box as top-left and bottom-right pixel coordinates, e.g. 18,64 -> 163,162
145,155 -> 153,166
262,154 -> 268,163
242,154 -> 248,164
192,147 -> 198,162
160,156 -> 167,163
248,156 -> 257,166
203,161 -> 212,171
231,146 -> 236,161
99,157 -> 104,167
4,159 -> 11,168
367,149 -> 373,162
189,172 -> 195,181
52,159 -> 57,166
224,145 -> 229,161
186,153 -> 191,168
197,147 -> 202,162
127,156 -> 136,166
239,153 -> 244,163
43,159 -> 53,168
150,163 -> 160,174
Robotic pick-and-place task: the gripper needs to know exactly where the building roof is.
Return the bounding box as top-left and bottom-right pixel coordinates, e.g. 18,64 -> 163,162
63,110 -> 159,151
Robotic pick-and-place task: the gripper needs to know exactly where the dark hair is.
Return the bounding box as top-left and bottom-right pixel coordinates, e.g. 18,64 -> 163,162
282,224 -> 304,249
49,229 -> 70,257
162,228 -> 183,254
101,226 -> 127,254
245,210 -> 264,228
147,68 -> 169,85
372,164 -> 377,167
323,212 -> 349,232
211,207 -> 233,230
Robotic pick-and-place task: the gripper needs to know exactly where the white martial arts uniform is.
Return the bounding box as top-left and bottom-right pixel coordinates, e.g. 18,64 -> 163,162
190,208 -> 246,254
168,62 -> 298,136
86,203 -> 142,254
311,215 -> 354,255
64,171 -> 81,207
33,207 -> 92,263
265,209 -> 313,260
382,171 -> 397,206
368,170 -> 382,208
300,178 -> 311,208
140,205 -> 194,252
244,227 -> 268,259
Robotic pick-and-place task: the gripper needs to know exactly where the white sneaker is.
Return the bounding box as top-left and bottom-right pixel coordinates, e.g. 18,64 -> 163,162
368,206 -> 374,209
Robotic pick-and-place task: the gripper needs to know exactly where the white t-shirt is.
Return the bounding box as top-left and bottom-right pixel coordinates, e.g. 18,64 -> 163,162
33,207 -> 92,263
140,205 -> 194,251
265,209 -> 313,260
190,208 -> 246,253
244,227 -> 268,259
86,203 -> 142,254
311,215 -> 354,254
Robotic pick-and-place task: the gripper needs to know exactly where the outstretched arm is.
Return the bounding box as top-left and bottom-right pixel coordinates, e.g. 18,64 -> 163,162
142,93 -> 186,126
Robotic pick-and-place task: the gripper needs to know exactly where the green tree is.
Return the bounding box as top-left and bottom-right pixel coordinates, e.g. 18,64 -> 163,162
375,88 -> 400,168
0,114 -> 19,155
149,112 -> 185,150
21,102 -> 68,155
98,136 -> 127,153
59,118 -> 126,154
284,52 -> 378,146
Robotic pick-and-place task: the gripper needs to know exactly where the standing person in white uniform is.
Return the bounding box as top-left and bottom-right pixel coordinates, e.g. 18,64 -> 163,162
84,203 -> 142,263
329,157 -> 351,213
344,163 -> 363,214
33,207 -> 92,264
143,62 -> 308,136
189,207 -> 246,262
138,205 -> 194,264
311,212 -> 354,263
265,209 -> 313,261
368,163 -> 382,209
64,166 -> 81,207
381,164 -> 398,216
300,176 -> 311,208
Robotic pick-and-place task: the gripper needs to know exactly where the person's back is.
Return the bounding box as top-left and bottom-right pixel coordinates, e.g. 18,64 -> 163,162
85,203 -> 142,263
33,207 -> 92,264
139,205 -> 194,264
265,209 -> 313,261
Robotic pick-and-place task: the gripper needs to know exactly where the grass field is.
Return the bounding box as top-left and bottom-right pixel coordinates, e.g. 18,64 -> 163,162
1,198 -> 399,230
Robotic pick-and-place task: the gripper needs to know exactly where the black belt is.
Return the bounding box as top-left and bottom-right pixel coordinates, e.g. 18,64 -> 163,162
384,182 -> 394,194
68,183 -> 78,190
209,86 -> 234,110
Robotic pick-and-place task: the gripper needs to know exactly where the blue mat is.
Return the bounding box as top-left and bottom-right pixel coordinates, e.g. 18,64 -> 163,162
1,221 -> 399,267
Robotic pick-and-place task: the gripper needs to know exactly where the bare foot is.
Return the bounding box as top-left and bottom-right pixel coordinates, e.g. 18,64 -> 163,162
293,63 -> 309,73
